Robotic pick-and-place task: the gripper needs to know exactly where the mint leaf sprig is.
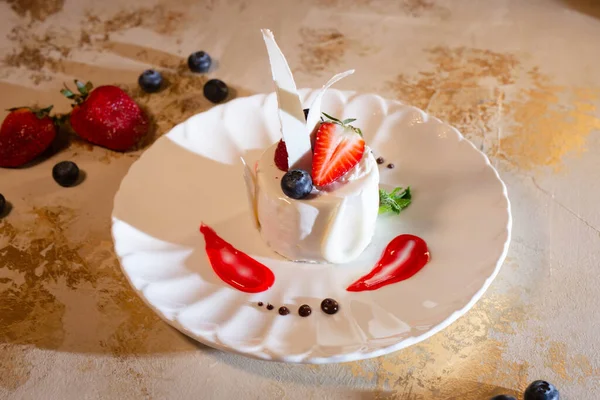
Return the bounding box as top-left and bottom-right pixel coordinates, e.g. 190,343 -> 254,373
379,186 -> 412,215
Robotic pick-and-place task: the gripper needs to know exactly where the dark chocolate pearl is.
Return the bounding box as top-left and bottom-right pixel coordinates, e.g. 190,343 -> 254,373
278,306 -> 290,315
298,304 -> 312,317
387,163 -> 395,169
257,302 -> 264,307
376,157 -> 384,164
321,298 -> 339,315
266,304 -> 274,310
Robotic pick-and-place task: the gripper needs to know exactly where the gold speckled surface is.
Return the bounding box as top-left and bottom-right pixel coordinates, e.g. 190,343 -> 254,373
1,0 -> 600,398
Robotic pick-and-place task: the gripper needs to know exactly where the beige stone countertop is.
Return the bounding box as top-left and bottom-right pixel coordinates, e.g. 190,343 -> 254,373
1,0 -> 600,398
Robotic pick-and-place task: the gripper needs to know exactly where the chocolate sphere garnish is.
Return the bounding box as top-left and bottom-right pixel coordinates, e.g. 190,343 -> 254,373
320,298 -> 339,315
278,306 -> 290,315
298,304 -> 312,317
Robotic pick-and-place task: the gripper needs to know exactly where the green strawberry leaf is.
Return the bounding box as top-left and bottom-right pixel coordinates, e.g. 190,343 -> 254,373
34,105 -> 54,119
379,186 -> 412,215
75,80 -> 89,96
322,112 -> 363,137
322,112 -> 342,124
60,88 -> 75,99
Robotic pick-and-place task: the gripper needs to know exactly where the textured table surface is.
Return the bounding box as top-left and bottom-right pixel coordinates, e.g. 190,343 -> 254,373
1,0 -> 600,399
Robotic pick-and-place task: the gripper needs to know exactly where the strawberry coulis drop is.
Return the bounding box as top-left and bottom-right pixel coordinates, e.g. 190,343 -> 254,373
200,223 -> 275,293
346,234 -> 430,292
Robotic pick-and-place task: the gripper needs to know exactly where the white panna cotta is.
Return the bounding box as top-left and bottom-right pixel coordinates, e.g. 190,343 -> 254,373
256,143 -> 380,264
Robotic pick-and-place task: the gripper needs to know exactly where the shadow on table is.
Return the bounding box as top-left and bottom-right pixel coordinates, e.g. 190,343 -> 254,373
0,91 -> 261,356
561,0 -> 600,18
201,346 -> 522,399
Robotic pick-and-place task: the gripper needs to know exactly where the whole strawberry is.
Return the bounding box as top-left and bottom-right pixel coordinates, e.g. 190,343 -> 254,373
0,106 -> 57,168
62,81 -> 149,151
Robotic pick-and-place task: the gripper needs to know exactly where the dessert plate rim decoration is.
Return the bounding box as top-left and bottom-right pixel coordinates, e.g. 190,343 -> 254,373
111,87 -> 512,363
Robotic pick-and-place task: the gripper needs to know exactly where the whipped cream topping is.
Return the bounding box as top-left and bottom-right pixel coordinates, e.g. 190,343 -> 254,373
337,147 -> 376,183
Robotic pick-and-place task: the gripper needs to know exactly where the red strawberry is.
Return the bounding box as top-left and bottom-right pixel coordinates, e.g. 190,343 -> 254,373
311,113 -> 365,186
0,106 -> 57,168
62,81 -> 148,151
274,139 -> 289,171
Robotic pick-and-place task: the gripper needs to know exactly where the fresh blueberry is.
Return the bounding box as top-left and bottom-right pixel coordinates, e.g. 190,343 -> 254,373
281,169 -> 312,199
524,380 -> 559,400
0,193 -> 5,215
187,51 -> 212,73
203,79 -> 229,103
138,69 -> 163,93
490,395 -> 516,400
303,108 -> 309,120
52,161 -> 79,187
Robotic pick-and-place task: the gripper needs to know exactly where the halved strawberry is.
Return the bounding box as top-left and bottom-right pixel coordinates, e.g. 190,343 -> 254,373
311,114 -> 365,186
274,139 -> 289,171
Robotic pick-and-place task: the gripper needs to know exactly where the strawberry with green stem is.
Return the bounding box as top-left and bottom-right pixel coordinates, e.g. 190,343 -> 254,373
311,112 -> 365,186
0,105 -> 58,167
61,80 -> 149,151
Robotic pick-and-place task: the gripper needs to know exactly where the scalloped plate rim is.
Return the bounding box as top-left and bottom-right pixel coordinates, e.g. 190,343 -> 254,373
111,89 -> 512,364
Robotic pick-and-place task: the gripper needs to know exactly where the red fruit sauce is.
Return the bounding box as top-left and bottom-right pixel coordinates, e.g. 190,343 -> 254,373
346,234 -> 430,292
200,223 -> 275,293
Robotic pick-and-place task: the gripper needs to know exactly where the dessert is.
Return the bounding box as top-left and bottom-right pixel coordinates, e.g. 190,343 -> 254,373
198,29 -> 428,301
250,29 -> 380,264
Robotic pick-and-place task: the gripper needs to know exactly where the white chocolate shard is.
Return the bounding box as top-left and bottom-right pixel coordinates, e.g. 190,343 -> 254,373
261,29 -> 312,170
305,70 -> 355,138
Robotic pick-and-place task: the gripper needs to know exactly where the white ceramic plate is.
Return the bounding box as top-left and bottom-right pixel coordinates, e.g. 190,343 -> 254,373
111,89 -> 511,364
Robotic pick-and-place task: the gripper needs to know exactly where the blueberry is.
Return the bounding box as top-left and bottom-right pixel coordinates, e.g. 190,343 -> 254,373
303,108 -> 309,120
138,69 -> 163,93
187,51 -> 212,73
52,161 -> 79,187
0,193 -> 5,215
203,79 -> 229,103
281,169 -> 313,199
490,396 -> 516,400
524,380 -> 559,400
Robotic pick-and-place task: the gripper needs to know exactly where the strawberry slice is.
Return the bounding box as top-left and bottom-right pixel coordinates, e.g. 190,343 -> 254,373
311,114 -> 365,186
